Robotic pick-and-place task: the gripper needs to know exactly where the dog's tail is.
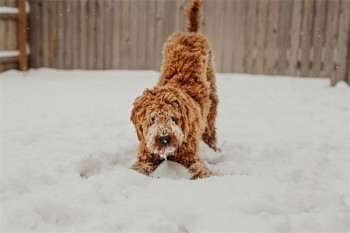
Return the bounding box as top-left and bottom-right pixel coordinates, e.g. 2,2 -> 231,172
185,0 -> 202,33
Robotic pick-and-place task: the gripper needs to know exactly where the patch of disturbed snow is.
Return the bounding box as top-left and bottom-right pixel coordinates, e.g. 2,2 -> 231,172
1,69 -> 349,232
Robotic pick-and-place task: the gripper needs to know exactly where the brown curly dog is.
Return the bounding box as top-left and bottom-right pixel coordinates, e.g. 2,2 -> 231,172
130,0 -> 219,179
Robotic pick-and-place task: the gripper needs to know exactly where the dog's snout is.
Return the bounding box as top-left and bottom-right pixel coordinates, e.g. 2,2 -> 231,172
159,135 -> 171,145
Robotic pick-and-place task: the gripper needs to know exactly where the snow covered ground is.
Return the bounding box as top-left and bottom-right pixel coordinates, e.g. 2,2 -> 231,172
1,69 -> 349,232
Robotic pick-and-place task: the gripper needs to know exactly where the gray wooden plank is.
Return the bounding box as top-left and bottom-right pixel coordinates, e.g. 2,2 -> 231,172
174,0 -> 186,32
264,0 -> 279,75
145,0 -> 156,70
222,0 -> 234,73
57,0 -> 64,69
276,0 -> 292,75
129,0 -> 138,69
78,0 -> 87,69
120,0 -> 131,69
95,0 -> 104,69
71,0 -> 80,69
324,0 -> 339,80
18,0 -> 28,70
332,0 -> 350,85
103,0 -> 113,69
41,0 -> 49,67
288,0 -> 303,76
26,0 -> 38,68
48,0 -> 57,68
0,20 -> 7,51
135,0 -> 148,70
232,0 -> 246,74
300,0 -> 314,77
311,0 -> 326,77
203,0 -> 224,72
213,0 -> 226,72
64,0 -> 73,69
35,0 -> 43,67
87,0 -> 96,69
154,0 -> 164,71
112,0 -> 122,69
254,0 -> 268,74
244,0 -> 257,74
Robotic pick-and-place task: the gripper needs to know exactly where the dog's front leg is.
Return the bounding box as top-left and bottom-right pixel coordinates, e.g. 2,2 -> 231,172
131,145 -> 164,176
175,146 -> 213,180
188,159 -> 213,179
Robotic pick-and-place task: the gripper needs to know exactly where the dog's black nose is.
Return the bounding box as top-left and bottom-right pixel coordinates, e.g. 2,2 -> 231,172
159,135 -> 171,145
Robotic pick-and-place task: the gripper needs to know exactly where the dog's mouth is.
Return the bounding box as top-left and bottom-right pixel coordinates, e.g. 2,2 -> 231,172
146,127 -> 183,159
150,132 -> 180,158
152,145 -> 177,159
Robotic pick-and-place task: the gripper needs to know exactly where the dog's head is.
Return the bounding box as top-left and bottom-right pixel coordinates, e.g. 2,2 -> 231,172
131,86 -> 197,158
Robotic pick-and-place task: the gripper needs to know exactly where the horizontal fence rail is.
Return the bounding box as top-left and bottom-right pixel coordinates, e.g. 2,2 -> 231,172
27,0 -> 350,84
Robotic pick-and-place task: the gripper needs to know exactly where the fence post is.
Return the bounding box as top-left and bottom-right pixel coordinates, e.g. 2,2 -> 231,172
18,0 -> 27,71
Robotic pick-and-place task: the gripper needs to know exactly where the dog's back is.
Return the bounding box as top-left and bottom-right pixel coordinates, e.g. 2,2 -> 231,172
158,0 -> 214,112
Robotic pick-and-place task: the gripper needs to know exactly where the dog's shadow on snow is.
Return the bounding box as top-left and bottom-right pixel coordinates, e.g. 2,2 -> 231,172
78,149 -> 135,178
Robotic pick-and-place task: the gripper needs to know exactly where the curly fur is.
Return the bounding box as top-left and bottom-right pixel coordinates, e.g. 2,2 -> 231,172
130,0 -> 219,179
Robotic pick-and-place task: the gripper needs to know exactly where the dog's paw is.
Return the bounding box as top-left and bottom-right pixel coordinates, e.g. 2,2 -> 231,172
130,161 -> 154,176
212,146 -> 221,153
190,167 -> 213,180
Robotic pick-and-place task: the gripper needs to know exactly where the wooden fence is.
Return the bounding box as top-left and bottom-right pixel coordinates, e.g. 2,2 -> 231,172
4,0 -> 350,84
0,0 -> 19,71
0,0 -> 28,72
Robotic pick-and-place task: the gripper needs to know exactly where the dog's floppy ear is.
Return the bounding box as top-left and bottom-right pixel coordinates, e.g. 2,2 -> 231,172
130,96 -> 144,141
130,89 -> 154,141
130,110 -> 143,141
173,90 -> 198,140
178,99 -> 192,139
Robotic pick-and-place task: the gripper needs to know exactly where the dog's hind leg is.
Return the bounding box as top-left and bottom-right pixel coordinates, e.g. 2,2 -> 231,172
202,64 -> 220,152
202,108 -> 218,151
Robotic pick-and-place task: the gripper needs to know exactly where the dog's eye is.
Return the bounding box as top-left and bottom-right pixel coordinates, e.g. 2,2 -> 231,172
171,117 -> 178,124
149,116 -> 155,125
